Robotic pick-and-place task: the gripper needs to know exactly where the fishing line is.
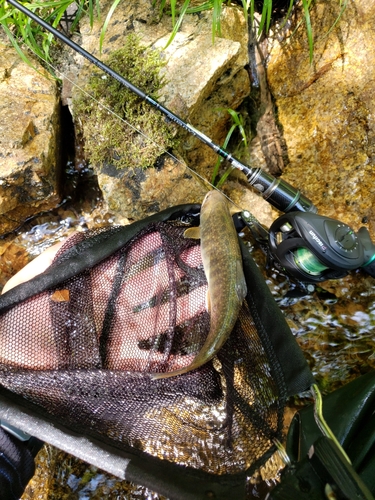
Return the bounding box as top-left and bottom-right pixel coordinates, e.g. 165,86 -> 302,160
46,61 -> 218,187
24,47 -> 274,259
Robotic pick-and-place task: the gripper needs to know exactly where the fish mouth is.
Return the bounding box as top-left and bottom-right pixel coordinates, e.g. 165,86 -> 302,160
202,190 -> 215,205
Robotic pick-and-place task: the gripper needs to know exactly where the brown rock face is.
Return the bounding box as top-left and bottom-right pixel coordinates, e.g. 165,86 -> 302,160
0,43 -> 61,234
98,155 -> 208,218
267,1 -> 375,238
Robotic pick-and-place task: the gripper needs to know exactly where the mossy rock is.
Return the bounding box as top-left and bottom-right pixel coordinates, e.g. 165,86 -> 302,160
73,34 -> 177,170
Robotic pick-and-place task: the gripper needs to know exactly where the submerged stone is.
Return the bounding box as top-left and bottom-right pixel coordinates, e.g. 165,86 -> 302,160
98,154 -> 208,219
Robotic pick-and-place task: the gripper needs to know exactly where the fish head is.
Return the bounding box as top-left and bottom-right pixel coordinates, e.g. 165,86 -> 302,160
201,190 -> 226,207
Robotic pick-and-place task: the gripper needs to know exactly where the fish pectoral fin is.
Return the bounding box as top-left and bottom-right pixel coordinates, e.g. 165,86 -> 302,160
236,260 -> 248,301
206,289 -> 211,312
183,226 -> 201,239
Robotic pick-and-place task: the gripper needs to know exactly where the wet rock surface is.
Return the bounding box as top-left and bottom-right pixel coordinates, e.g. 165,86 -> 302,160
98,154 -> 208,217
0,42 -> 61,234
23,444 -> 168,500
263,0 -> 375,400
268,0 -> 375,238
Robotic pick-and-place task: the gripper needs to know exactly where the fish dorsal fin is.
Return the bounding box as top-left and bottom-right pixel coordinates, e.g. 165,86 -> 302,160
183,226 -> 201,239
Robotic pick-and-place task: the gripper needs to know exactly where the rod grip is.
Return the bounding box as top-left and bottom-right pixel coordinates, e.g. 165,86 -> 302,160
246,168 -> 317,213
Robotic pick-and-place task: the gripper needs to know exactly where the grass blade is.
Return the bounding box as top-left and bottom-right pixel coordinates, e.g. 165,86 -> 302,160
226,108 -> 248,148
164,0 -> 191,49
258,0 -> 272,35
186,2 -> 213,14
212,108 -> 248,186
211,123 -> 236,185
301,0 -> 314,62
240,0 -> 250,22
278,0 -> 294,29
157,0 -> 168,18
170,0 -> 177,26
99,0 -> 122,53
70,1 -> 85,32
323,0 -> 347,38
211,0 -> 223,41
215,165 -> 234,189
0,21 -> 40,73
88,0 -> 94,27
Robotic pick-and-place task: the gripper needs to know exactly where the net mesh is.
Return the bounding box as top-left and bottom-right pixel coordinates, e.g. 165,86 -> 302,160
0,221 -> 286,476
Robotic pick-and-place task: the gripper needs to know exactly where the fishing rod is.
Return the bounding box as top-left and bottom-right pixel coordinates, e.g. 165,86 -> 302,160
6,0 -> 375,284
7,0 -> 316,215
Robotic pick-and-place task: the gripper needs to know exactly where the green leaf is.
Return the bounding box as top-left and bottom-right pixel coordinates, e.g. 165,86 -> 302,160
212,108 -> 249,186
240,0 -> 250,22
215,165 -> 234,189
186,2 -> 213,14
226,108 -> 248,148
278,0 -> 294,30
211,0 -> 223,41
323,0 -> 347,39
170,0 -> 177,26
0,21 -> 40,72
257,0 -> 272,35
70,1 -> 86,32
211,123 -> 236,185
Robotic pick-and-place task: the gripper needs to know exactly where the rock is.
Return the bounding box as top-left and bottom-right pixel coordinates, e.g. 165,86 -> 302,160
0,43 -> 61,235
68,0 -> 250,220
98,154 -> 208,218
154,4 -> 251,179
267,0 -> 375,238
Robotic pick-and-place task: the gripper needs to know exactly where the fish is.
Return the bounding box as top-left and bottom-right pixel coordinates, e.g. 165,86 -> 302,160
152,190 -> 247,379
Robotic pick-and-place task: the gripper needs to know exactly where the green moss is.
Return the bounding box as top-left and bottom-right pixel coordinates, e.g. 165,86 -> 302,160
73,34 -> 176,169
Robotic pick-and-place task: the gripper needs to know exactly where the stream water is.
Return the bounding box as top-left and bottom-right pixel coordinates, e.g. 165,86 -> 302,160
0,164 -> 373,499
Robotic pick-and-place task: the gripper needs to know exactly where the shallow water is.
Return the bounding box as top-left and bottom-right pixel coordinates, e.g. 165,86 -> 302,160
268,263 -> 375,393
0,165 -> 125,290
1,168 -> 373,499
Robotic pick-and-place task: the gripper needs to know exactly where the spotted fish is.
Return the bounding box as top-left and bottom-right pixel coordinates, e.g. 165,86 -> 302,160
152,190 -> 247,379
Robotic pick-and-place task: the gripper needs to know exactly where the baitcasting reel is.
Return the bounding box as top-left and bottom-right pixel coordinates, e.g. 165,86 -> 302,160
267,212 -> 375,284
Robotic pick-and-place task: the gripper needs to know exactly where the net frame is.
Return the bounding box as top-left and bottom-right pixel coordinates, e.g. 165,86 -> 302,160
0,204 -> 314,499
